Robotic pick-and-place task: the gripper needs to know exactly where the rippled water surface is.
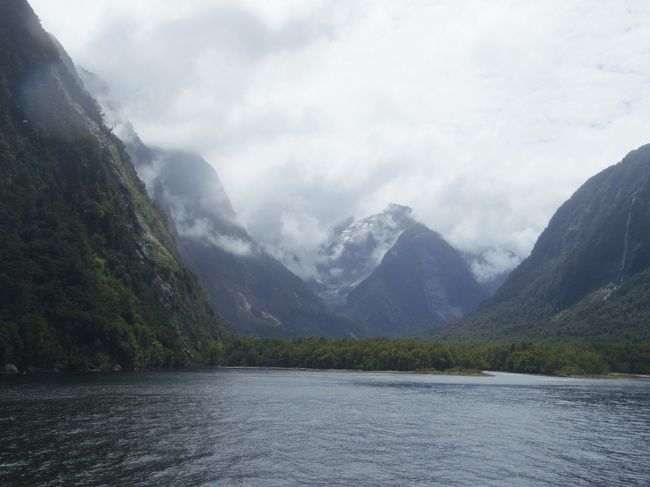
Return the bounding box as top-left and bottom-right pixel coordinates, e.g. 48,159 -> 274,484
1,369 -> 650,486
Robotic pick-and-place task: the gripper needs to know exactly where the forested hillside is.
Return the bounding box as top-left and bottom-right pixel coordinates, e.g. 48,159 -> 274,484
437,145 -> 650,342
0,0 -> 224,370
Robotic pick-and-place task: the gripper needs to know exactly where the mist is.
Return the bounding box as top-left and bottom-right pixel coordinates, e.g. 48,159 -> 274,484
31,0 -> 650,273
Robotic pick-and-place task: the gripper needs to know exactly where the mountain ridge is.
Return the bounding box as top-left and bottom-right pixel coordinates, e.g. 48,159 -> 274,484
436,144 -> 650,342
78,70 -> 362,337
0,0 -> 224,369
132,144 -> 362,338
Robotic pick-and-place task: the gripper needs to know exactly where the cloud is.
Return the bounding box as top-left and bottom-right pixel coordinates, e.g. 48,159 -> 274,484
469,247 -> 522,284
31,0 -> 650,269
211,233 -> 256,257
168,203 -> 257,257
263,210 -> 329,279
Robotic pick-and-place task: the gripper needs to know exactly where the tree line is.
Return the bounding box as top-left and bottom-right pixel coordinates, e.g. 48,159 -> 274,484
201,337 -> 650,377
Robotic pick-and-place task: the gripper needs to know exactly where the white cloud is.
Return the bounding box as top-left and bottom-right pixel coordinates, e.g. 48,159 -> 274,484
174,215 -> 256,257
31,0 -> 650,266
470,248 -> 522,284
267,210 -> 329,278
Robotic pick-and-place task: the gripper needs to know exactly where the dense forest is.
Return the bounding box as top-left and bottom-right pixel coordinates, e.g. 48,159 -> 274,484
0,0 -> 224,371
208,337 -> 650,377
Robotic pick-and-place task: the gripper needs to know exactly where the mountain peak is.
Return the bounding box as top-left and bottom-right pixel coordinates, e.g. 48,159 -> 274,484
383,202 -> 413,218
346,221 -> 488,337
313,204 -> 417,308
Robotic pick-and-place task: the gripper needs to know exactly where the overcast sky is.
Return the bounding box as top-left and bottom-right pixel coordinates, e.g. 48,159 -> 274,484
31,0 -> 650,269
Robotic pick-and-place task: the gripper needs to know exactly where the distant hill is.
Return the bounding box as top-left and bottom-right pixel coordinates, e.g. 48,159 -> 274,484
0,0 -> 224,370
437,144 -> 650,342
346,223 -> 488,337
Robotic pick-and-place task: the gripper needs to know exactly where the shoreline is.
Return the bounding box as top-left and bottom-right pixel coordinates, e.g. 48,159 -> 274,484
4,364 -> 650,380
219,366 -> 650,379
220,366 -> 492,377
574,372 -> 650,380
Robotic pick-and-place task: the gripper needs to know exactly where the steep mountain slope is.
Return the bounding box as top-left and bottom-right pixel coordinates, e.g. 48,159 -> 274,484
130,144 -> 361,337
0,0 -> 223,369
313,204 -> 416,308
438,144 -> 650,342
79,71 -> 361,338
346,223 -> 488,337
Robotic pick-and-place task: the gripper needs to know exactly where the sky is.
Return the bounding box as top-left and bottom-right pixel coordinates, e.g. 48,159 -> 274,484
31,0 -> 650,277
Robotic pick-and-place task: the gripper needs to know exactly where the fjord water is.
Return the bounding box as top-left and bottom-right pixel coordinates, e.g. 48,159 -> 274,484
1,370 -> 649,486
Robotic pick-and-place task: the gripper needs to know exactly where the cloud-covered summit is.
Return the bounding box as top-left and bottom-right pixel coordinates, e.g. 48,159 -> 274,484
313,203 -> 416,307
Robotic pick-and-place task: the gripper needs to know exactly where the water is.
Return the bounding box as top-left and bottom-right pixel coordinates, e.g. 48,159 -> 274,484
1,369 -> 649,486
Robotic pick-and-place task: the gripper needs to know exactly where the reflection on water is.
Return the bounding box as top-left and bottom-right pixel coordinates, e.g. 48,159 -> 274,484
1,369 -> 649,486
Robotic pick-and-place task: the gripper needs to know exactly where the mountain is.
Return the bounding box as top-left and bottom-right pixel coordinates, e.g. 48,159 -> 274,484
345,223 -> 488,337
0,0 -> 224,370
437,144 -> 650,342
132,144 -> 361,337
313,204 -> 416,308
311,204 -> 499,337
79,71 -> 360,338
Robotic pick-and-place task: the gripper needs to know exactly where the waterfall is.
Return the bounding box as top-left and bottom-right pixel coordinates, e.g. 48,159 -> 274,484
617,193 -> 637,287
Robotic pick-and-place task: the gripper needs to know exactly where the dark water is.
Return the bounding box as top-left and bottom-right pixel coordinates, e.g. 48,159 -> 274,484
1,369 -> 649,486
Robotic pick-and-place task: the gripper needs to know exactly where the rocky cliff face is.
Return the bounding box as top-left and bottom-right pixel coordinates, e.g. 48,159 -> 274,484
0,0 -> 223,369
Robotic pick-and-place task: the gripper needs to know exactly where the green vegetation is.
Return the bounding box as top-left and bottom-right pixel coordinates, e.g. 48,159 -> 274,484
0,0 -> 224,371
437,144 -> 650,343
214,337 -> 650,377
121,143 -> 363,338
2,1 -> 649,378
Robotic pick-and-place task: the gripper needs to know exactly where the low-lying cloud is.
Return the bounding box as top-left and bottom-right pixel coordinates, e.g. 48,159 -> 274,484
32,0 -> 650,267
166,197 -> 257,257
